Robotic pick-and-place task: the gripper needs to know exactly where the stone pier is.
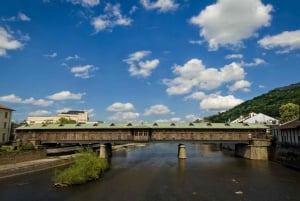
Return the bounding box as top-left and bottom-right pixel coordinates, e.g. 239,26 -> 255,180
235,139 -> 271,160
99,144 -> 108,159
178,144 -> 187,159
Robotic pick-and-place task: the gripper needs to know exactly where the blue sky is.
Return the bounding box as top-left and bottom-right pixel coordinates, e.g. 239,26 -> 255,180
0,0 -> 300,123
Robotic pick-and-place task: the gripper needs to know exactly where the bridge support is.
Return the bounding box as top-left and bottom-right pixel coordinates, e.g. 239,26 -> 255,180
235,139 -> 271,160
178,144 -> 187,159
99,144 -> 108,159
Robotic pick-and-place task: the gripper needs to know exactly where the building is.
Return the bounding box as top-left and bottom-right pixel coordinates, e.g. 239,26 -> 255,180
27,110 -> 89,124
0,104 -> 14,145
273,119 -> 300,146
231,112 -> 279,125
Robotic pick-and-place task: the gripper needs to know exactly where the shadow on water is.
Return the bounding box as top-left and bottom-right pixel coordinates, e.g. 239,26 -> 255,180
0,142 -> 300,201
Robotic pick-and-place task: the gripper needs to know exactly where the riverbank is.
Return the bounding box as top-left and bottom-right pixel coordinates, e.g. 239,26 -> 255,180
0,143 -> 146,179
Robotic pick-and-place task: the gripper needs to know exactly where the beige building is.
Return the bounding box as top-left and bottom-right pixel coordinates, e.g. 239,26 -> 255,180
27,110 -> 89,124
0,104 -> 14,144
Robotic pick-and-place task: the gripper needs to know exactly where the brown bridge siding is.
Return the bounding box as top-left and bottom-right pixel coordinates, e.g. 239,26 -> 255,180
16,128 -> 267,143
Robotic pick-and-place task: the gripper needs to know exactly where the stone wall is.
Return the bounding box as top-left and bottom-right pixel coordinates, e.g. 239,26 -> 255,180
235,139 -> 271,160
0,149 -> 46,165
271,146 -> 300,170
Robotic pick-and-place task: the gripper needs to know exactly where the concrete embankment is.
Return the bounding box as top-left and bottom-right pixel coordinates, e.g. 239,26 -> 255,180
0,143 -> 146,179
270,146 -> 300,170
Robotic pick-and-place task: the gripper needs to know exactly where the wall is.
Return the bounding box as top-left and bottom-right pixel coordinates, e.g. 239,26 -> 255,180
0,149 -> 46,165
271,145 -> 300,170
235,139 -> 271,160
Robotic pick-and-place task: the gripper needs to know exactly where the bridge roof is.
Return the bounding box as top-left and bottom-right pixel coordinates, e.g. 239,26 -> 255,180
16,122 -> 268,130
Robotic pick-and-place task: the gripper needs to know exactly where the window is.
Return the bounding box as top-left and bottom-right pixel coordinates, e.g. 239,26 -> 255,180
4,122 -> 7,129
2,133 -> 5,142
5,112 -> 8,118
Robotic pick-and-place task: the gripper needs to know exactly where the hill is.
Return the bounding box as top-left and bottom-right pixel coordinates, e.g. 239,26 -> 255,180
204,83 -> 300,123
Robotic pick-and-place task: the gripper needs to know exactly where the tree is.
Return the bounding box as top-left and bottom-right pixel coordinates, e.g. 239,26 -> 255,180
279,103 -> 300,123
57,117 -> 76,124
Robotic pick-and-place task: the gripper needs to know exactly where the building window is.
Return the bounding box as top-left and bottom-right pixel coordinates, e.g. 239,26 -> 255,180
2,133 -> 5,142
5,112 -> 8,118
4,122 -> 7,129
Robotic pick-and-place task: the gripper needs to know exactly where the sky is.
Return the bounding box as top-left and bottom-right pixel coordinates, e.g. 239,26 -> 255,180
0,0 -> 300,123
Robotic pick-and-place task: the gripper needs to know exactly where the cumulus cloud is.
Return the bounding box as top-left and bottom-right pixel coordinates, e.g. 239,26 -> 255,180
18,12 -> 31,21
258,30 -> 300,54
163,58 -> 245,95
29,110 -> 52,116
200,94 -> 243,110
67,0 -> 100,7
185,114 -> 201,122
107,102 -> 135,112
47,91 -> 85,100
124,50 -> 159,77
241,58 -> 266,67
44,52 -> 57,58
184,91 -> 206,100
1,12 -> 31,22
140,0 -> 179,12
155,117 -> 182,123
190,0 -> 272,50
225,54 -> 243,59
0,27 -> 23,56
0,94 -> 53,106
144,104 -> 173,116
109,111 -> 140,121
91,3 -> 132,32
228,80 -> 251,92
70,64 -> 98,79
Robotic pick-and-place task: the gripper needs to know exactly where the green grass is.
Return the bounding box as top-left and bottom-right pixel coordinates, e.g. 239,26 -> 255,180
54,148 -> 109,186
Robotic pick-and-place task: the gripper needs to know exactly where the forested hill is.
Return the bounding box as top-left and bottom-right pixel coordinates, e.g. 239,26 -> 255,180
205,83 -> 300,123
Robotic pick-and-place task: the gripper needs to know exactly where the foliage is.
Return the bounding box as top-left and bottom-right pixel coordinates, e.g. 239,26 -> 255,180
54,148 -> 108,186
279,103 -> 300,123
0,145 -> 14,152
57,117 -> 76,124
21,142 -> 35,150
205,83 -> 300,122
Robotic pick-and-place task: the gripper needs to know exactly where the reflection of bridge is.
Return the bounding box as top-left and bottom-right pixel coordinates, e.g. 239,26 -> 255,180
16,122 -> 268,144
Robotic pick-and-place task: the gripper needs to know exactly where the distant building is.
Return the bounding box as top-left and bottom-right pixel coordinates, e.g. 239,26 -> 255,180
273,119 -> 300,146
231,112 -> 279,125
0,104 -> 14,144
27,110 -> 89,124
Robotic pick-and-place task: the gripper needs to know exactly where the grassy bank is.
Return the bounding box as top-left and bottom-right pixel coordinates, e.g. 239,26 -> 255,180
54,148 -> 108,187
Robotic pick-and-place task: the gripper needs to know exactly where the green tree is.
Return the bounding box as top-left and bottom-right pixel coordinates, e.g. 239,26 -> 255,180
57,117 -> 76,124
279,103 -> 300,123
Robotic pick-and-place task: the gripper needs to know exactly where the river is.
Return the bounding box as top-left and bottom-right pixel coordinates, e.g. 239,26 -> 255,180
0,142 -> 299,201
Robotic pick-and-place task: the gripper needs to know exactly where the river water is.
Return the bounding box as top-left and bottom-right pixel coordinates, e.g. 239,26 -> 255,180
0,142 -> 299,201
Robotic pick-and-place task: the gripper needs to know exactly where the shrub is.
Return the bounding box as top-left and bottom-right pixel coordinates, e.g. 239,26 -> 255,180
54,148 -> 108,186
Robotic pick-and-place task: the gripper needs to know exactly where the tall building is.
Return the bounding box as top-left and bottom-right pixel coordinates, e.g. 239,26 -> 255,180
27,110 -> 89,124
0,104 -> 14,144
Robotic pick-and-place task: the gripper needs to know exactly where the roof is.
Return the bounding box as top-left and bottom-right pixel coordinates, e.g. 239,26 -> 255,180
0,104 -> 14,111
16,122 -> 268,130
279,119 -> 300,129
60,110 -> 86,115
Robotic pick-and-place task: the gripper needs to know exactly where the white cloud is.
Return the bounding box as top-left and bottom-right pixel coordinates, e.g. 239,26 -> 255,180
140,0 -> 178,12
130,6 -> 138,14
70,64 -> 98,79
65,54 -> 80,61
184,91 -> 206,100
241,58 -> 266,67
44,52 -> 57,58
190,0 -> 272,50
47,91 -> 85,100
200,94 -> 243,110
124,50 -> 159,77
67,0 -> 100,7
29,110 -> 52,116
0,27 -> 23,56
258,30 -> 300,53
185,114 -> 201,122
107,102 -> 135,112
144,104 -> 173,116
0,94 -> 53,106
109,112 -> 140,121
225,54 -> 243,59
189,40 -> 204,45
91,3 -> 132,32
18,12 -> 31,21
228,80 -> 251,92
56,108 -> 73,113
155,117 -> 182,123
163,58 -> 245,95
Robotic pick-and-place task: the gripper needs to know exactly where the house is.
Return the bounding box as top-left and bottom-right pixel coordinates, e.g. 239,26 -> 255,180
231,112 -> 279,125
27,110 -> 89,124
0,104 -> 14,144
273,119 -> 300,146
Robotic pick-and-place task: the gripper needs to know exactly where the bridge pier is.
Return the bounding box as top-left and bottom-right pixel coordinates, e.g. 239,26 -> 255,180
99,143 -> 113,159
178,144 -> 187,159
235,139 -> 272,160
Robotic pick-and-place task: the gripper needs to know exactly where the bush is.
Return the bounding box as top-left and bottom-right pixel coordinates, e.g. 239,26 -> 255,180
0,145 -> 14,152
54,148 -> 108,186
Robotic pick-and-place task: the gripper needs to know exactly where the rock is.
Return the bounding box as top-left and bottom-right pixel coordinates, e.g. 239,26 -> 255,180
235,190 -> 243,195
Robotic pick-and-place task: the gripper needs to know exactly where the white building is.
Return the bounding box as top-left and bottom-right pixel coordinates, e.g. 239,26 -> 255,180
231,112 -> 279,125
273,119 -> 300,146
27,110 -> 89,124
0,104 -> 14,144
